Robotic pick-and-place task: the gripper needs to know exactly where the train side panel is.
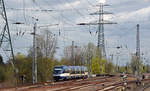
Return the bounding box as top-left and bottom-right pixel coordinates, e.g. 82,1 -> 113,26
53,65 -> 88,81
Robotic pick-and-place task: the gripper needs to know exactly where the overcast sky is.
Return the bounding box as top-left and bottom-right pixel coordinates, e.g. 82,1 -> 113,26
0,0 -> 150,65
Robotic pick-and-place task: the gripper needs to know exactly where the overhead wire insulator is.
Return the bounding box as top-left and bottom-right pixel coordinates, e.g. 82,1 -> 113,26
59,29 -> 61,36
95,31 -> 98,35
89,25 -> 92,35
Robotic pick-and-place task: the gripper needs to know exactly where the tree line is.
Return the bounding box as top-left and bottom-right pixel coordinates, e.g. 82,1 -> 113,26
0,30 -> 149,87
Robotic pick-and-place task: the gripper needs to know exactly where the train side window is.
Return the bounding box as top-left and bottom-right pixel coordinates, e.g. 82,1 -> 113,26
74,68 -> 76,74
77,68 -> 80,74
64,69 -> 69,73
81,68 -> 84,73
72,68 -> 75,74
68,68 -> 71,73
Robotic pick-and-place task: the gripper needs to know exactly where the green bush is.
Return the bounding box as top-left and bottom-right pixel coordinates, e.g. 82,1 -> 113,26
0,66 -> 5,82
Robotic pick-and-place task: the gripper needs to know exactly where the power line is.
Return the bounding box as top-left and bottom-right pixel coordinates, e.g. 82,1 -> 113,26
63,0 -> 86,19
38,0 -> 84,47
22,0 -> 27,23
86,0 -> 95,7
34,0 -> 76,26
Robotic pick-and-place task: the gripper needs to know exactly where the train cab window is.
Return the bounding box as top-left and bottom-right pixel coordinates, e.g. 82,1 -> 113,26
54,70 -> 62,74
53,67 -> 62,74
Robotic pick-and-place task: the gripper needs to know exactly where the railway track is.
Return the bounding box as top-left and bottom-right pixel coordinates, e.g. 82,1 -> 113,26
1,75 -> 150,91
98,78 -> 150,91
24,76 -> 121,91
0,76 -> 115,91
133,79 -> 150,91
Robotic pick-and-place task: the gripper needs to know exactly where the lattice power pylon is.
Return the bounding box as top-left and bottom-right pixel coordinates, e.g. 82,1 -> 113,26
78,3 -> 117,59
97,4 -> 107,58
0,0 -> 17,79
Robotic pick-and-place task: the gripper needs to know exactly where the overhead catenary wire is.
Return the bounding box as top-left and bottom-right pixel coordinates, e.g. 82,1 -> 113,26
5,0 -> 98,27
11,23 -> 83,48
33,0 -> 76,26
37,0 -> 88,47
4,0 -> 100,60
22,0 -> 27,23
22,0 -> 28,36
63,0 -> 85,19
86,0 -> 95,7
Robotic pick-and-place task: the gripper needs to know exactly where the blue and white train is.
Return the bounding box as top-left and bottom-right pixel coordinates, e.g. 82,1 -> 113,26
53,65 -> 88,81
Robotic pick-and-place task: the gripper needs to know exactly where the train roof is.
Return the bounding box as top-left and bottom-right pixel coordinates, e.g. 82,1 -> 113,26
54,65 -> 87,69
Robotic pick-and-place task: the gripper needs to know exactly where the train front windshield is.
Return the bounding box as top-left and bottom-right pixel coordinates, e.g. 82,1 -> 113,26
53,67 -> 63,74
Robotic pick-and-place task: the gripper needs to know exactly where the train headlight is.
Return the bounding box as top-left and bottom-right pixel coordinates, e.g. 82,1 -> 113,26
60,74 -> 66,77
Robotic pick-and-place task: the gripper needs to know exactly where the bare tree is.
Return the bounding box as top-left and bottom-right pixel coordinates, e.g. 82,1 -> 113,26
36,30 -> 57,58
63,45 -> 84,65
